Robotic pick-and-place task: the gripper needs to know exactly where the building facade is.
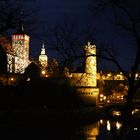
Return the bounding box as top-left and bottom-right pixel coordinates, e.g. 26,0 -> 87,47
39,41 -> 48,69
0,31 -> 100,105
7,26 -> 30,74
67,42 -> 99,105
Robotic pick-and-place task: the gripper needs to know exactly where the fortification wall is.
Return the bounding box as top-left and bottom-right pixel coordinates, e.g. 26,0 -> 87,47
69,73 -> 97,87
68,73 -> 99,105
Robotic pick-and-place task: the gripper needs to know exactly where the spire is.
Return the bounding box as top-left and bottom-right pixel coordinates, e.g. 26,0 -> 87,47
18,22 -> 25,34
39,41 -> 48,68
21,23 -> 24,32
42,41 -> 45,48
88,41 -> 91,46
14,22 -> 26,35
41,41 -> 46,55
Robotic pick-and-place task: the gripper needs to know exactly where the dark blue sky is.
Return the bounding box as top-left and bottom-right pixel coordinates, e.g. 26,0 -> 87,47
29,0 -> 92,57
38,0 -> 91,23
24,0 -> 136,71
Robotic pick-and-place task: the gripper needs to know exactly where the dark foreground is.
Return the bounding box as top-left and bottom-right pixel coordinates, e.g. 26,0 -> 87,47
0,106 -> 140,140
0,107 -> 100,140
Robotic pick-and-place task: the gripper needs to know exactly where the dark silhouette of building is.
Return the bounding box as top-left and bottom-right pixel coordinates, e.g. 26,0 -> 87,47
0,44 -> 7,74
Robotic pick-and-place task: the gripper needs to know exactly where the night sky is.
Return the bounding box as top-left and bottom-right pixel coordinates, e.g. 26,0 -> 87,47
29,0 -> 92,49
28,0 -> 93,59
22,0 -> 136,71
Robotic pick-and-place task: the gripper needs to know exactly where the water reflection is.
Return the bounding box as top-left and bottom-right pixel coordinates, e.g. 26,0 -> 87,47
0,108 -> 139,140
107,120 -> 111,131
71,122 -> 99,140
116,121 -> 122,130
71,119 -> 123,140
100,119 -> 103,124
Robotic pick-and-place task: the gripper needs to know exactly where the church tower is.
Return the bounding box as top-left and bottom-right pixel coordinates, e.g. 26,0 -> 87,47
8,24 -> 30,73
39,41 -> 48,68
84,42 -> 97,87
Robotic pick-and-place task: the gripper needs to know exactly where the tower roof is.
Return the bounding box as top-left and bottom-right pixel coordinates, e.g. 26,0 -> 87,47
42,41 -> 45,48
13,23 -> 27,35
84,41 -> 96,50
40,41 -> 46,55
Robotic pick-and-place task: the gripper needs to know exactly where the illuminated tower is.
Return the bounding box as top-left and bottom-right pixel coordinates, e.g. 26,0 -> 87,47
8,24 -> 30,73
39,41 -> 48,68
85,42 -> 97,87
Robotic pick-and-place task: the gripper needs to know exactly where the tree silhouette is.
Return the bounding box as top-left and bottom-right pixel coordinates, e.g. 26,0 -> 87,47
0,0 -> 37,34
0,0 -> 37,75
0,44 -> 7,74
24,61 -> 40,81
91,0 -> 140,139
44,18 -> 96,69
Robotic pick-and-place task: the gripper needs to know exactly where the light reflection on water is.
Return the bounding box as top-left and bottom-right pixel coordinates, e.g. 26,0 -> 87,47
0,118 -> 123,140
0,108 -> 140,140
71,121 -> 99,140
71,119 -> 123,140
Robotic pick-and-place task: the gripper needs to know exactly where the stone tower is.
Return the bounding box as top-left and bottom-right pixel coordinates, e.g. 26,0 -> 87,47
39,41 -> 48,68
68,42 -> 99,106
84,42 -> 97,87
7,24 -> 30,73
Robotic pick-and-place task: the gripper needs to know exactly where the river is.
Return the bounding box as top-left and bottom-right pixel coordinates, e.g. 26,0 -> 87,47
0,107 -> 140,140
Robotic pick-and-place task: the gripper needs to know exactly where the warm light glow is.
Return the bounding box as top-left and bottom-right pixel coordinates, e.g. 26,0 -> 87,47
41,70 -> 46,75
117,95 -> 120,99
132,110 -> 135,115
121,97 -> 123,100
132,109 -> 140,115
103,96 -> 106,100
27,78 -> 30,81
39,42 -> 48,68
100,94 -> 104,98
100,98 -> 103,101
135,73 -> 138,78
107,73 -> 111,77
107,120 -> 111,131
39,55 -> 48,68
85,42 -> 97,87
112,110 -> 121,117
116,121 -> 122,130
8,34 -> 30,74
107,100 -> 110,103
100,119 -> 103,124
10,77 -> 14,81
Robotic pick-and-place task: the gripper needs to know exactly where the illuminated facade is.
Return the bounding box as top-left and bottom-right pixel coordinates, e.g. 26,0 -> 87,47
85,42 -> 97,87
1,31 -> 132,105
1,31 -> 134,105
67,42 -> 99,105
7,26 -> 30,73
39,42 -> 48,68
37,41 -> 99,105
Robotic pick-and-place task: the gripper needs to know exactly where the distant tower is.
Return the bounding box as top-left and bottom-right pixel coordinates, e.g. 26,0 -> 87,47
7,24 -> 30,73
84,42 -> 97,86
39,41 -> 48,68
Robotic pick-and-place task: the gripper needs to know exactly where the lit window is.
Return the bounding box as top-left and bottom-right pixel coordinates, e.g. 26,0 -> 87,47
10,77 -> 14,81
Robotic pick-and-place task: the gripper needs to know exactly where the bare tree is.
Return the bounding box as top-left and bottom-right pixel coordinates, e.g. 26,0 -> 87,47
43,18 -> 96,71
90,0 -> 140,139
0,0 -> 37,35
